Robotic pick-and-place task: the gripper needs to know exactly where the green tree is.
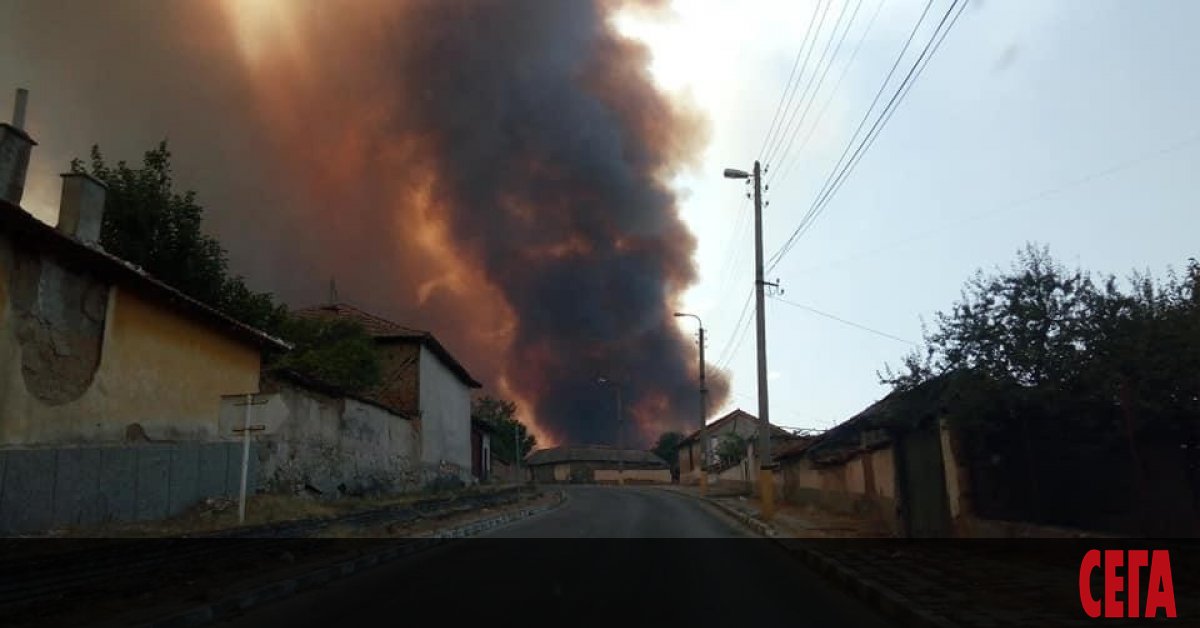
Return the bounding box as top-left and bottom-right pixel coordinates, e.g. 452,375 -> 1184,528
271,316 -> 382,392
71,141 -> 382,391
651,431 -> 684,470
73,143 -> 226,306
715,432 -> 748,467
879,243 -> 1200,432
472,396 -> 535,463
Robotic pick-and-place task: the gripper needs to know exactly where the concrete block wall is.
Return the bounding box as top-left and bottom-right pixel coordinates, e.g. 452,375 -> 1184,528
0,442 -> 258,535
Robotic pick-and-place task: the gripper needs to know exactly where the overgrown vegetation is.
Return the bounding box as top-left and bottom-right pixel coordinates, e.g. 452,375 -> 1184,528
879,243 -> 1200,433
72,142 -> 381,392
877,243 -> 1200,533
471,395 -> 536,463
715,432 -> 749,467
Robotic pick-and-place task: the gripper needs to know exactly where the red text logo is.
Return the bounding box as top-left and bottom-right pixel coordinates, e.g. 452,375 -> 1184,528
1079,549 -> 1176,619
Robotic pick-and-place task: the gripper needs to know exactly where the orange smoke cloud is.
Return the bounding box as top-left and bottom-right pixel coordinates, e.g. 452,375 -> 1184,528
1,0 -> 728,448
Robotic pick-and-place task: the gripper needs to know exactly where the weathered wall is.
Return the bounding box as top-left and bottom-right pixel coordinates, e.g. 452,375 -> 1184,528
593,468 -> 671,484
0,234 -> 262,445
372,342 -> 420,415
780,447 -> 901,535
417,345 -> 471,479
220,382 -> 419,497
0,442 -> 257,534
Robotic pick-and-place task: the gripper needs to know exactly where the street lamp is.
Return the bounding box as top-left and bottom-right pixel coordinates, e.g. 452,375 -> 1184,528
673,312 -> 709,495
724,159 -> 775,521
597,377 -> 624,486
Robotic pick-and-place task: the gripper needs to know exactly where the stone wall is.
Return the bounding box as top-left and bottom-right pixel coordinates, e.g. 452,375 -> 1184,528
221,381 -> 422,498
0,442 -> 256,534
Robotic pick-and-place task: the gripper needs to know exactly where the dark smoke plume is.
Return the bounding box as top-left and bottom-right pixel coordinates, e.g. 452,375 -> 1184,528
0,0 -> 730,447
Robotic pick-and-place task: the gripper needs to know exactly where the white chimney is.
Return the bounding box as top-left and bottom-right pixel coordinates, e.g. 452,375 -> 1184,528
57,172 -> 107,246
0,88 -> 36,205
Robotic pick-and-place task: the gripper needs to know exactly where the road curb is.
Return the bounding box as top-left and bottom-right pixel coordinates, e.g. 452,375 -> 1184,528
659,487 -> 955,628
126,490 -> 568,628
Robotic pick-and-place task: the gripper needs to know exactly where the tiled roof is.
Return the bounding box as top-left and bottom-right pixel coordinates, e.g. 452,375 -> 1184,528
294,302 -> 425,338
774,437 -> 819,460
294,302 -> 482,388
524,446 -> 668,467
679,408 -> 797,445
0,198 -> 290,352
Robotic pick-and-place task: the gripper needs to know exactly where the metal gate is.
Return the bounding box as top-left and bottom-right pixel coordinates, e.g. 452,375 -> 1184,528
894,422 -> 953,537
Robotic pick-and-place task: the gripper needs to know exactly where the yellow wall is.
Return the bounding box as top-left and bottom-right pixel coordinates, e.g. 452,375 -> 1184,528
939,420 -> 965,519
0,285 -> 262,444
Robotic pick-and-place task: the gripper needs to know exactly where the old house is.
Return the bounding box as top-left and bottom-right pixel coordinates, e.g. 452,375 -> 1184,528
676,408 -> 802,488
525,445 -> 671,484
0,93 -> 289,533
293,303 -> 482,482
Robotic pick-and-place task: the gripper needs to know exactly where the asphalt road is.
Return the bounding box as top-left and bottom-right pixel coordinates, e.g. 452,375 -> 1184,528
215,486 -> 898,627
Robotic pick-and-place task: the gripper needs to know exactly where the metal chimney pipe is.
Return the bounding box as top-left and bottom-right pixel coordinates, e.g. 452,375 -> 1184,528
12,88 -> 28,130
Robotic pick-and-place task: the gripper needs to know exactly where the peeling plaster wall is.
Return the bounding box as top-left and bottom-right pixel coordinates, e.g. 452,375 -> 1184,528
372,342 -> 420,416
223,383 -> 420,497
0,233 -> 262,445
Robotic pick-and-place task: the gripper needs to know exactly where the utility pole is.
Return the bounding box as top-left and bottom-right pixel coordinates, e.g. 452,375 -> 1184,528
673,312 -> 709,494
598,377 -> 624,486
514,422 -> 522,486
751,160 -> 775,520
698,324 -> 708,492
725,160 -> 775,520
616,383 -> 624,486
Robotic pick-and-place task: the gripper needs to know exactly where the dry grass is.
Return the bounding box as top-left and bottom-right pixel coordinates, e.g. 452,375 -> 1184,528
51,484 -> 521,538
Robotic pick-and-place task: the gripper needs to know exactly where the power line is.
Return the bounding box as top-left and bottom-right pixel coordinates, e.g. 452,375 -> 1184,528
767,0 -> 866,180
714,288 -> 754,368
713,195 -> 752,298
761,0 -> 834,165
769,0 -> 886,187
770,295 -> 918,345
796,0 -> 969,227
767,0 -> 943,271
757,0 -> 826,162
719,311 -> 755,371
768,0 -> 966,273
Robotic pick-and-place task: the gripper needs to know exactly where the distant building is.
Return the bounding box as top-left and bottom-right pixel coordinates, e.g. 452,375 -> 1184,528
524,445 -> 671,484
293,303 -> 482,482
676,408 -> 802,486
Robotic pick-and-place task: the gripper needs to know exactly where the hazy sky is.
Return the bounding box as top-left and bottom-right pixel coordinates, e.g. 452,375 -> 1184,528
620,0 -> 1200,430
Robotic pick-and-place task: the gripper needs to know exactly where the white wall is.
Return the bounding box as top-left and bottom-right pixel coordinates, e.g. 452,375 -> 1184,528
222,383 -> 419,496
417,345 -> 472,479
